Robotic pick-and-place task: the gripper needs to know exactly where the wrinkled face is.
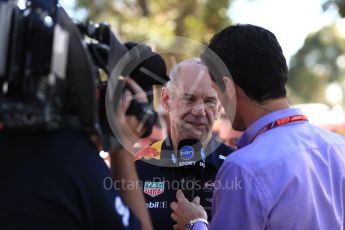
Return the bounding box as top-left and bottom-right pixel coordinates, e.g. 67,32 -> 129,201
164,63 -> 220,143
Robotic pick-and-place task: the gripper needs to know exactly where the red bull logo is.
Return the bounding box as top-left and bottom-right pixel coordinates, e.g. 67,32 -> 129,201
134,146 -> 160,160
134,140 -> 163,161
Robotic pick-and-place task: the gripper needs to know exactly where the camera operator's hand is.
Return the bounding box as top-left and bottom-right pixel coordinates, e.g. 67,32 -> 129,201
111,77 -> 154,230
116,77 -> 148,151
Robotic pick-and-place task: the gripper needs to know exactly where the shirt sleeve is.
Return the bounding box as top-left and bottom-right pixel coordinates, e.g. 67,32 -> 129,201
209,161 -> 270,229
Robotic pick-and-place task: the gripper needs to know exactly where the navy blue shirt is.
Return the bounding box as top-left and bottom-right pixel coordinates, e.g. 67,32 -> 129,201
0,128 -> 140,230
135,136 -> 235,229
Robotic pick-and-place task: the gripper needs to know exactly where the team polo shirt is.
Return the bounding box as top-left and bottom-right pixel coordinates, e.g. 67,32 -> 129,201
135,136 -> 234,229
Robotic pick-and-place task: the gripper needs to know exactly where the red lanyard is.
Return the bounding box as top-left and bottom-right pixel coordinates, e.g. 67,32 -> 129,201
250,115 -> 308,143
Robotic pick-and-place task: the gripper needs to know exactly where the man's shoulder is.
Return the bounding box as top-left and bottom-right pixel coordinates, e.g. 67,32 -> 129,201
310,124 -> 345,143
223,123 -> 345,175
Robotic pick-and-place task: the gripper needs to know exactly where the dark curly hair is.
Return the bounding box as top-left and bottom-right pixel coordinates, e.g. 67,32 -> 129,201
202,24 -> 288,103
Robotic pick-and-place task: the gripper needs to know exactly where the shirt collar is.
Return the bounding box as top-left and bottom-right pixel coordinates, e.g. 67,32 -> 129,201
237,107 -> 305,149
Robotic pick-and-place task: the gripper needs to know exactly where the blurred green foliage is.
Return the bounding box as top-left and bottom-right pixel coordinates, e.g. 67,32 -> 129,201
73,0 -> 231,69
324,0 -> 345,18
74,0 -> 230,42
288,24 -> 345,105
73,0 -> 345,106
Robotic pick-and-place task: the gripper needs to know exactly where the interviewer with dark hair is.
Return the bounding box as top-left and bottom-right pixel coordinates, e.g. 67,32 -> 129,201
170,24 -> 345,230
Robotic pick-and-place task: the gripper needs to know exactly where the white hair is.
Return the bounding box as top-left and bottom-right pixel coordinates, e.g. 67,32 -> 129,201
167,58 -> 204,90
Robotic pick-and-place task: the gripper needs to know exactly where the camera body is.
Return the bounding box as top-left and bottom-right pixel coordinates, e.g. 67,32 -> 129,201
0,0 -> 168,141
0,0 -> 63,130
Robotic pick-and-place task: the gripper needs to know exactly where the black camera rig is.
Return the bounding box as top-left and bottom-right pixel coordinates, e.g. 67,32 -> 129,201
0,0 -> 168,142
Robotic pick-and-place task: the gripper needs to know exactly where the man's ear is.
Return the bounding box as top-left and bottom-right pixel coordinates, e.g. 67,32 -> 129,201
222,77 -> 236,97
222,76 -> 237,122
215,102 -> 222,120
161,87 -> 170,112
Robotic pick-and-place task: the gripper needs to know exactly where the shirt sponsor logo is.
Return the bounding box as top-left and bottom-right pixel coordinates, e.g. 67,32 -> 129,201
204,180 -> 215,189
180,146 -> 194,160
218,155 -> 226,160
171,153 -> 177,164
205,198 -> 213,204
144,181 -> 165,197
178,160 -> 196,167
146,201 -> 168,209
204,206 -> 211,211
114,196 -> 130,227
134,146 -> 160,161
201,147 -> 206,161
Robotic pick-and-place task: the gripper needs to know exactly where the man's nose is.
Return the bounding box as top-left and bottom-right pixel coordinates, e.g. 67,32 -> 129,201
191,101 -> 206,116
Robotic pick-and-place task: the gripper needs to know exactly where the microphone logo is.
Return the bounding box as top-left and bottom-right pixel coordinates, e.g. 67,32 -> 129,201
180,145 -> 194,161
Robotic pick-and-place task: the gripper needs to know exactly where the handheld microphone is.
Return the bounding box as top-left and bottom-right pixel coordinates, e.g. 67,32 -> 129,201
177,139 -> 206,201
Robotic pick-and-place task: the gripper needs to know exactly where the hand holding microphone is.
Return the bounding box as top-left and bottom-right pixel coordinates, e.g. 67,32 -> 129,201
176,139 -> 206,201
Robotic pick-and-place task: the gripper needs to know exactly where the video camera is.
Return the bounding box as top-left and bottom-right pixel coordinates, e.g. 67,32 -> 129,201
0,0 -> 168,142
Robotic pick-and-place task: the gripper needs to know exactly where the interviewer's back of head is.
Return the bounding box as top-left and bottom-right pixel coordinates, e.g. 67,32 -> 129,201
206,24 -> 288,103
